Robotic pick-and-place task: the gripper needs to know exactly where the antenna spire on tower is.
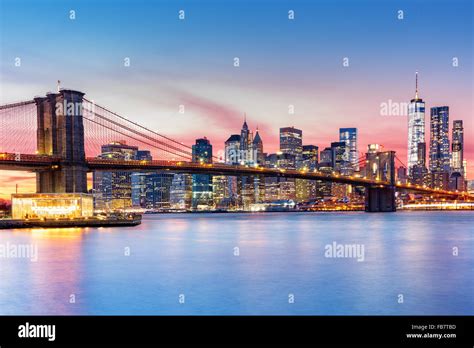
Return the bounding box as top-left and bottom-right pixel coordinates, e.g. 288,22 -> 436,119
57,80 -> 61,93
415,71 -> 419,99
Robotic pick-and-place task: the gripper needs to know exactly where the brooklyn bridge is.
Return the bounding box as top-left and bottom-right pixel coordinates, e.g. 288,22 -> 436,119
0,89 -> 471,212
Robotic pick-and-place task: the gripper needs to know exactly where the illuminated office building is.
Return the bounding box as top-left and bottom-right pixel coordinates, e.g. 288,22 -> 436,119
192,137 -> 213,209
450,120 -> 465,190
93,141 -> 138,210
429,106 -> 450,189
407,72 -> 426,175
339,128 -> 358,171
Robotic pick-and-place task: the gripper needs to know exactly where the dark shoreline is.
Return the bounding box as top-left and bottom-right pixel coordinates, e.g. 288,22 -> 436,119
0,217 -> 141,229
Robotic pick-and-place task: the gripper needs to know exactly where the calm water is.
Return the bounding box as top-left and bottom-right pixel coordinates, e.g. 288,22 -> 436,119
0,212 -> 472,315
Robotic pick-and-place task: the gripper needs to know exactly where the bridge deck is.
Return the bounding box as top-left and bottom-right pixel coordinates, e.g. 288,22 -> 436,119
0,153 -> 472,198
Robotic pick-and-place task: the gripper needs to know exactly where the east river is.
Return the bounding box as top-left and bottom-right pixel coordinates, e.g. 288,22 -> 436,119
0,211 -> 472,315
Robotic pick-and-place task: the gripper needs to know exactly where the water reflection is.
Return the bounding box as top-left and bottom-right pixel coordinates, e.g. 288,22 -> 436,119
0,228 -> 86,314
0,212 -> 472,315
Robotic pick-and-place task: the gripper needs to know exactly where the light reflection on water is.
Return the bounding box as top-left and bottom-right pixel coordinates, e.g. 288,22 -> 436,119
0,211 -> 472,315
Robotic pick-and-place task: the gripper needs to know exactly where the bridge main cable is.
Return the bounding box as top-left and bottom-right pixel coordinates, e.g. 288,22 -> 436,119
83,117 -> 192,160
83,99 -> 193,150
0,100 -> 35,110
83,108 -> 193,159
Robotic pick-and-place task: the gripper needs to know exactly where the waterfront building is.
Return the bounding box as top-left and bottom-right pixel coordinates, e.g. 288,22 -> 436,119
264,177 -> 280,201
251,130 -> 265,203
295,179 -> 318,202
11,193 -> 93,219
339,128 -> 359,171
429,106 -> 450,190
131,173 -> 174,209
226,119 -> 264,209
467,180 -> 474,195
169,174 -> 193,210
317,147 -> 334,197
330,140 -> 351,199
93,141 -> 138,210
192,137 -> 213,209
279,180 -> 296,200
130,150 -> 173,209
407,72 -> 426,175
212,175 -> 227,208
264,152 -> 297,201
298,145 -> 319,201
224,134 -> 241,207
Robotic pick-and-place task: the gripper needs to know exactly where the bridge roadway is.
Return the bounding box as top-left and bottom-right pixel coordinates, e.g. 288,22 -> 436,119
0,153 -> 472,199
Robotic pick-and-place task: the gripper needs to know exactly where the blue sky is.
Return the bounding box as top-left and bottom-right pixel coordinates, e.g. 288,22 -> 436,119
0,0 -> 472,195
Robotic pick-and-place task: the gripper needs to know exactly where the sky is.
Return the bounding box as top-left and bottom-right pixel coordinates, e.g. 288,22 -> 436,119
0,0 -> 473,198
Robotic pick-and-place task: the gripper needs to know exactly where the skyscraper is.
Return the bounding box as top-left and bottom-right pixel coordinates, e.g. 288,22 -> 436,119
192,137 -> 213,209
450,120 -> 465,190
317,147 -> 334,197
410,142 -> 429,186
252,129 -> 264,165
302,145 -> 319,170
451,120 -> 464,172
319,147 -> 333,170
169,174 -> 193,210
429,106 -> 450,189
339,128 -> 358,171
93,141 -> 138,210
225,134 -> 241,165
131,150 -> 174,209
279,127 -> 302,202
131,172 -> 174,209
331,141 -> 346,173
407,72 -> 426,175
280,127 -> 303,165
240,116 -> 253,164
224,134 -> 241,206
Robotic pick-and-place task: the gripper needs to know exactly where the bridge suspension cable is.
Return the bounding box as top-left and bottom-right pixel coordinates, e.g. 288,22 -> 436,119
84,99 -> 193,150
394,155 -> 407,169
0,100 -> 37,154
0,100 -> 35,110
82,99 -> 194,160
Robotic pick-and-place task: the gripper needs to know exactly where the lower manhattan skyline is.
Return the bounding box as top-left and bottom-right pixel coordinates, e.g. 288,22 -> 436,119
0,0 -> 472,199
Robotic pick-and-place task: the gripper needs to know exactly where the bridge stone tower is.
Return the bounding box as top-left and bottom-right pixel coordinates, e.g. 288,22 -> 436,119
34,89 -> 88,193
364,149 -> 396,212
